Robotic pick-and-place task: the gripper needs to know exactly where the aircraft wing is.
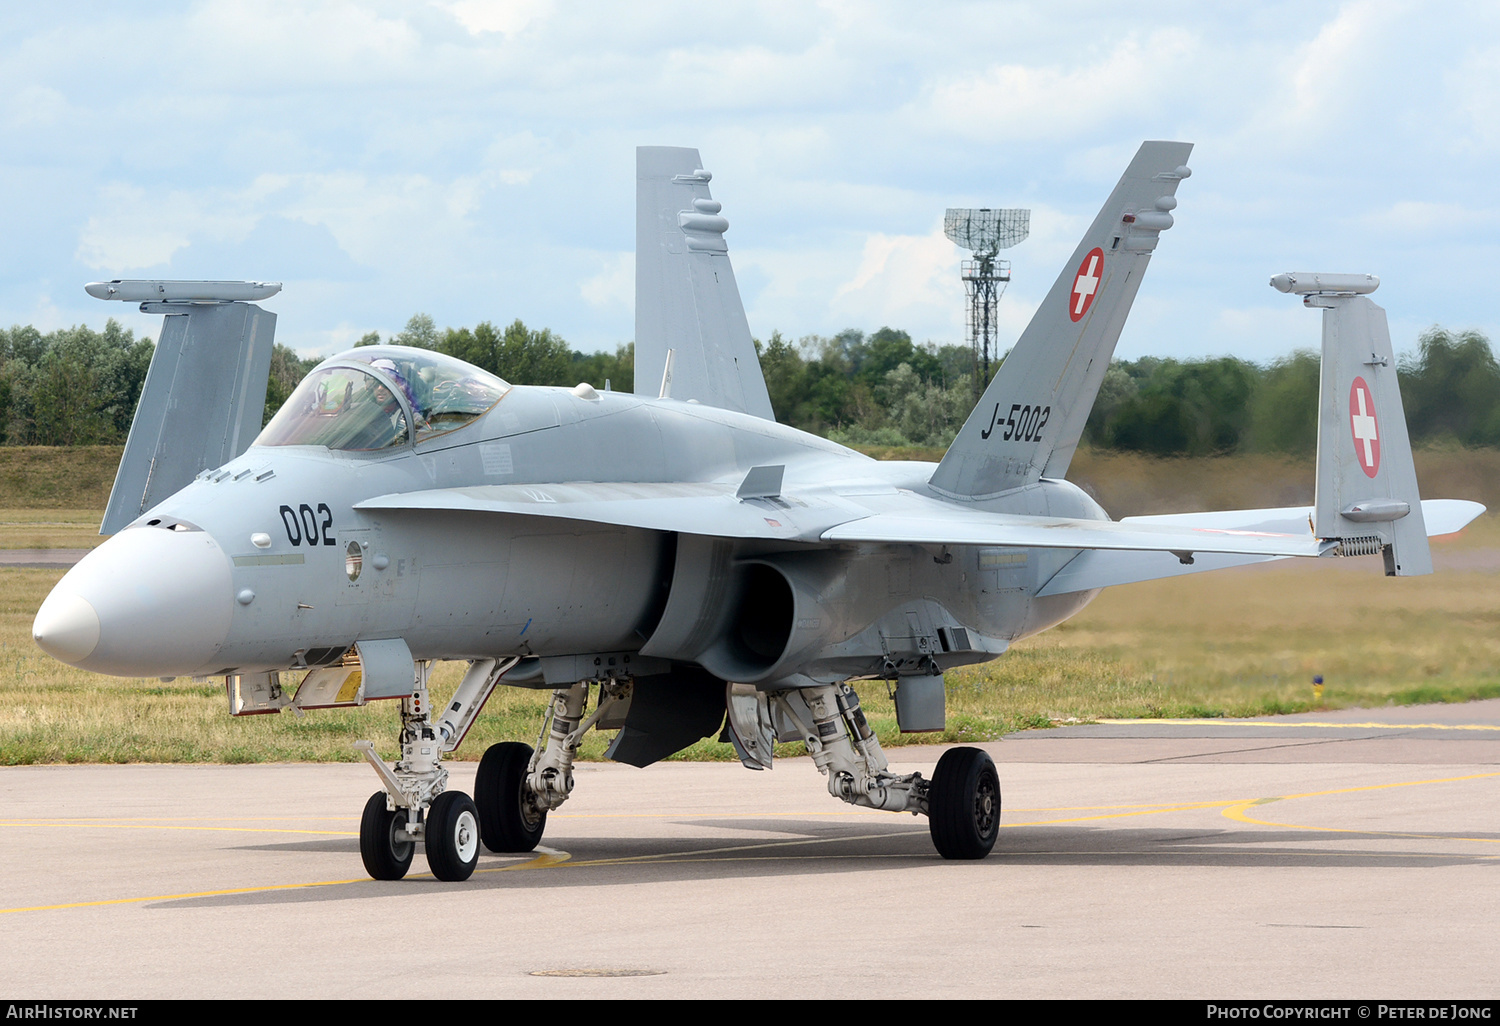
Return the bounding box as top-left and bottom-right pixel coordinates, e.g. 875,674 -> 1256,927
822,509 -> 1330,558
358,486 -> 1483,588
354,482 -> 852,542
360,483 -> 1329,556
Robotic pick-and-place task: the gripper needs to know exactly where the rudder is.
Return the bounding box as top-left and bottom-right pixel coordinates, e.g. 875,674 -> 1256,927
1272,272 -> 1431,575
634,146 -> 775,420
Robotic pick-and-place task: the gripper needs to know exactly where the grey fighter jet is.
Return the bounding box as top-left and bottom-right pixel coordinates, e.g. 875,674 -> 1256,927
34,143 -> 1483,881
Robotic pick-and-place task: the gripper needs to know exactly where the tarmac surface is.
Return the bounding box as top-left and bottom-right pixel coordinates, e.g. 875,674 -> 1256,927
2,701 -> 1497,999
0,548 -> 91,569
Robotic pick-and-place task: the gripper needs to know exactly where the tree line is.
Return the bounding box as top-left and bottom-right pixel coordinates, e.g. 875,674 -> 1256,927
2,312 -> 1496,456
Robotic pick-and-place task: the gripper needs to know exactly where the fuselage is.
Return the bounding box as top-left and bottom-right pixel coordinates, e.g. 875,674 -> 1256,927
34,348 -> 1108,683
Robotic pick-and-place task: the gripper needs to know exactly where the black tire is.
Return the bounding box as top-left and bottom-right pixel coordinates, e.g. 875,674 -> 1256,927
425,790 -> 481,881
359,791 -> 414,881
928,747 -> 1001,860
475,741 -> 547,853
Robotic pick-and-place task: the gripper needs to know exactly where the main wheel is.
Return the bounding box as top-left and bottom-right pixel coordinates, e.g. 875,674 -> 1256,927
425,790 -> 482,881
928,747 -> 1001,860
475,741 -> 547,853
359,791 -> 414,880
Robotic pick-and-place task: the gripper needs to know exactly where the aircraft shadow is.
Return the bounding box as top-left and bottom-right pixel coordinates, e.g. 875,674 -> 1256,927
163,819 -> 1500,911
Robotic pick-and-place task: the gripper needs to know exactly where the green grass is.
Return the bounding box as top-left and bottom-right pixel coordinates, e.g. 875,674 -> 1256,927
0,447 -> 121,509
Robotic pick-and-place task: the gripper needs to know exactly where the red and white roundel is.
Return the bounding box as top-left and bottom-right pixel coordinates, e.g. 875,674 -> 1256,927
1348,376 -> 1380,478
1069,248 -> 1104,323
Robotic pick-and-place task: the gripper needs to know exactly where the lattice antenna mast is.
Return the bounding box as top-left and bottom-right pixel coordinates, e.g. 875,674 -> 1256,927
944,208 -> 1030,397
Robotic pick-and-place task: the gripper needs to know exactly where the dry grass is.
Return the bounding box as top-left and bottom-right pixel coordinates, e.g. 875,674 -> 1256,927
1066,446 -> 1500,518
853,444 -> 1500,518
0,509 -> 108,550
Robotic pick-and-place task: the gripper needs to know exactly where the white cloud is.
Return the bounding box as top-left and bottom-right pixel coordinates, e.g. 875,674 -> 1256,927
436,0 -> 553,37
1211,305 -> 1313,353
74,185 -> 239,271
8,3 -> 1500,361
1446,41 -> 1500,152
5,85 -> 67,127
829,226 -> 965,337
579,252 -> 633,311
179,0 -> 423,87
1361,200 -> 1497,238
910,28 -> 1201,144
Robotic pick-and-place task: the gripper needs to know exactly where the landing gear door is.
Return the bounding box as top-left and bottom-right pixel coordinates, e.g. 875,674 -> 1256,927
354,638 -> 417,700
292,637 -> 415,709
724,682 -> 774,770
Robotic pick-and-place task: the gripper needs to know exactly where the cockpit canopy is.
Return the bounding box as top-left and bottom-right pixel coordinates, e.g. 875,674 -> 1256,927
255,346 -> 511,452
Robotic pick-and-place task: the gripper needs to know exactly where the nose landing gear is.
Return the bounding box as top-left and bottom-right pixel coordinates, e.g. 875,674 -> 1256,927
424,790 -> 482,880
355,659 -> 510,882
358,791 -> 414,880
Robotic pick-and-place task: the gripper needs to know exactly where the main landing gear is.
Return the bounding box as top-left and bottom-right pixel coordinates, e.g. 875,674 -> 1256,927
927,746 -> 1001,860
475,740 -> 546,852
724,680 -> 1001,860
354,661 -> 1000,880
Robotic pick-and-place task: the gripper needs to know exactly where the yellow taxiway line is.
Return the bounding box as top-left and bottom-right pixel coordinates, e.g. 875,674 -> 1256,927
1100,718 -> 1500,731
3,770 -> 1496,915
1221,770 -> 1500,844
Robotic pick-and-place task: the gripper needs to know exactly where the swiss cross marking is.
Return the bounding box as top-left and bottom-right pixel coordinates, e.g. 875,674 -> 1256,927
1348,376 -> 1380,478
1069,248 -> 1104,323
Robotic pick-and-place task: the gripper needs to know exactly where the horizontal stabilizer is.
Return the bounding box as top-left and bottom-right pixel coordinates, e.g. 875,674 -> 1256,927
1036,499 -> 1484,596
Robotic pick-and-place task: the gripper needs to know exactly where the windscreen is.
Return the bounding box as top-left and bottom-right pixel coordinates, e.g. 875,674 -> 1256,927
346,347 -> 511,444
256,366 -> 411,451
255,347 -> 512,451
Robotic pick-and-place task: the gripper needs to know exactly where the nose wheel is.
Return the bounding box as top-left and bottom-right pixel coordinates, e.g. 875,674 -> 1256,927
359,792 -> 415,881
424,790 -> 481,881
928,747 -> 1001,860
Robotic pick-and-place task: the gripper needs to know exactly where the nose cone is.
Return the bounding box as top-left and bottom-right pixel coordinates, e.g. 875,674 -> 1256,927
34,527 -> 234,676
32,593 -> 101,663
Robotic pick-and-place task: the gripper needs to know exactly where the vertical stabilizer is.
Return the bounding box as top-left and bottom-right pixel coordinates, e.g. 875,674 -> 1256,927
635,146 -> 775,420
94,283 -> 279,534
1271,273 -> 1431,576
930,141 -> 1193,498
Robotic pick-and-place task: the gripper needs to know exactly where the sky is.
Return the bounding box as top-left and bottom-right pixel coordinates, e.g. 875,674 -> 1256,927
1,1 -> 1496,367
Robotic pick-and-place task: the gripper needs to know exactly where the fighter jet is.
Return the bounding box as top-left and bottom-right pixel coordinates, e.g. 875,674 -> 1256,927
33,143 -> 1483,882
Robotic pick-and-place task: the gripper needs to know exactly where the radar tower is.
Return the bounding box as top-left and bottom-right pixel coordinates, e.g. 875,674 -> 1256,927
944,208 -> 1030,396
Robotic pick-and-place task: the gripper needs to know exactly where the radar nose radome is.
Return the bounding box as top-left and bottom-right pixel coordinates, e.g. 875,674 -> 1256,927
32,592 -> 101,664
32,526 -> 235,677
